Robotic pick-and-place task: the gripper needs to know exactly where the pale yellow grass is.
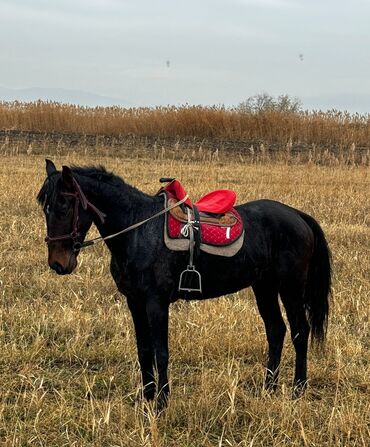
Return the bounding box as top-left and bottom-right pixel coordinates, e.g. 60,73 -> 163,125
0,151 -> 369,446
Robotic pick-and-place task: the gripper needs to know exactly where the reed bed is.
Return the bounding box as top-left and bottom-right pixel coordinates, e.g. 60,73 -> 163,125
0,101 -> 369,148
0,149 -> 368,446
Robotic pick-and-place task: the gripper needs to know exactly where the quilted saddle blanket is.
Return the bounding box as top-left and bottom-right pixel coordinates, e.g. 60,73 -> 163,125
159,180 -> 244,257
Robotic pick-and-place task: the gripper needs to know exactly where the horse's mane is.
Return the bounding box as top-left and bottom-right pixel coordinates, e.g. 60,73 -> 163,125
37,171 -> 59,206
37,165 -> 150,206
71,165 -> 125,186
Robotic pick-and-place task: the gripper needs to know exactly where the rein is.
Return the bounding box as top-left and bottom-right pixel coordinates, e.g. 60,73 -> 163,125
45,177 -> 188,252
74,193 -> 189,252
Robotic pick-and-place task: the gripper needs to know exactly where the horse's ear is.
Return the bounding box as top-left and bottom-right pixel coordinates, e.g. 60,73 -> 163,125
45,159 -> 56,176
61,166 -> 74,188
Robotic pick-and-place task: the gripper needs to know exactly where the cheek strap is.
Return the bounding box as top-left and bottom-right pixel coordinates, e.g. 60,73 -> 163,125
65,178 -> 106,224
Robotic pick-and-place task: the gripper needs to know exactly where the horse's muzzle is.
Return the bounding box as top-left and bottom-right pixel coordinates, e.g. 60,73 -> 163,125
50,261 -> 69,275
48,250 -> 77,275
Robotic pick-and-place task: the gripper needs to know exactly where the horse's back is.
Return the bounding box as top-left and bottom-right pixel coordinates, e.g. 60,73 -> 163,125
237,199 -> 316,278
238,199 -> 315,240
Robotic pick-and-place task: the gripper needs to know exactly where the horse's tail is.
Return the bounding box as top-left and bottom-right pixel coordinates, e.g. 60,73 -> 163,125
300,212 -> 332,345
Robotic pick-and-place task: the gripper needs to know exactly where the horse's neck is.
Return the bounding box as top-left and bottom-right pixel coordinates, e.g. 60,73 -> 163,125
80,175 -> 161,238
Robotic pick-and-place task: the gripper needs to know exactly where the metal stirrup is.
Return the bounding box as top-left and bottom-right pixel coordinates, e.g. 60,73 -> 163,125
178,208 -> 202,293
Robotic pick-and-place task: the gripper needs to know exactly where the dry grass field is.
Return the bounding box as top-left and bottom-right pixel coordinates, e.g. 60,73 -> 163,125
0,147 -> 369,446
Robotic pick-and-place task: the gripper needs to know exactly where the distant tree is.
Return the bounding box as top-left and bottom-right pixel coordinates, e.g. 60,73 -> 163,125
237,93 -> 302,113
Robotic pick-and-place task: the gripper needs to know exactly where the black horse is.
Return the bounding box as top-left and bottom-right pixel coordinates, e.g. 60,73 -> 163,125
37,160 -> 331,409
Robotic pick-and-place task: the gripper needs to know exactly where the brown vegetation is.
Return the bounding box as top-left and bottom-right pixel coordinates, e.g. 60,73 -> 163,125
0,146 -> 369,446
0,101 -> 369,149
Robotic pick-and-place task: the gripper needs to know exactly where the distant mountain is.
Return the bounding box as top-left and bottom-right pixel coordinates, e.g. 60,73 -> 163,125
0,86 -> 131,107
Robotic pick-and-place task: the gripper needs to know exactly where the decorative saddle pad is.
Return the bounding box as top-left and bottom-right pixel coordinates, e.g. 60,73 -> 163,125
160,190 -> 245,257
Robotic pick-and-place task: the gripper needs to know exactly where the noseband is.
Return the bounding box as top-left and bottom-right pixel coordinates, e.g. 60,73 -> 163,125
45,177 -> 106,250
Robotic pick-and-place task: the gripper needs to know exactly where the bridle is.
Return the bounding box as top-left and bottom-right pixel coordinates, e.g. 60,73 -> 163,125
44,176 -> 188,252
45,177 -> 106,250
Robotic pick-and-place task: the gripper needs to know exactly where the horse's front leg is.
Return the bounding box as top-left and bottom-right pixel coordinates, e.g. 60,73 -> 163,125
146,295 -> 170,411
127,297 -> 156,401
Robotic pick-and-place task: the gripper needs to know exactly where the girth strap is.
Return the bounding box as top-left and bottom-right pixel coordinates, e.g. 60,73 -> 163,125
192,204 -> 201,258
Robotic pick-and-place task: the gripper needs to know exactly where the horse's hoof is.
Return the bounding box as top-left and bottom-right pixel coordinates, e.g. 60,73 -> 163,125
155,394 -> 169,414
292,381 -> 307,399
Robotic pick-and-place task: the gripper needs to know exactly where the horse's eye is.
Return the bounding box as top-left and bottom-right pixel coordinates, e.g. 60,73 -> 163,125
45,204 -> 50,215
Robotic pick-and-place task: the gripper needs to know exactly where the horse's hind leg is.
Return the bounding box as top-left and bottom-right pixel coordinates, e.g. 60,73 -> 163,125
279,280 -> 310,396
252,280 -> 286,391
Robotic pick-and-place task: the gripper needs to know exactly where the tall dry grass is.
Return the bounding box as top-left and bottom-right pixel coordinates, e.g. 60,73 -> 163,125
0,101 -> 370,148
0,148 -> 368,446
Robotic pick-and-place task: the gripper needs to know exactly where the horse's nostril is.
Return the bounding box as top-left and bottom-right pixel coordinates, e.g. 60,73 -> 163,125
51,262 -> 65,275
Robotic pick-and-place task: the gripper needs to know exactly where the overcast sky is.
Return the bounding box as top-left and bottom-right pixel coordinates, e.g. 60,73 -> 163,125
1,0 -> 369,111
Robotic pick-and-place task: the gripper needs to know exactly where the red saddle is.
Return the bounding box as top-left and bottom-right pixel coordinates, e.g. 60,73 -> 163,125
163,179 -> 236,214
160,179 -> 243,248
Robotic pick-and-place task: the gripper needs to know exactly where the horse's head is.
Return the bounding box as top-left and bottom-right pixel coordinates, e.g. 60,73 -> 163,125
37,160 -> 97,275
